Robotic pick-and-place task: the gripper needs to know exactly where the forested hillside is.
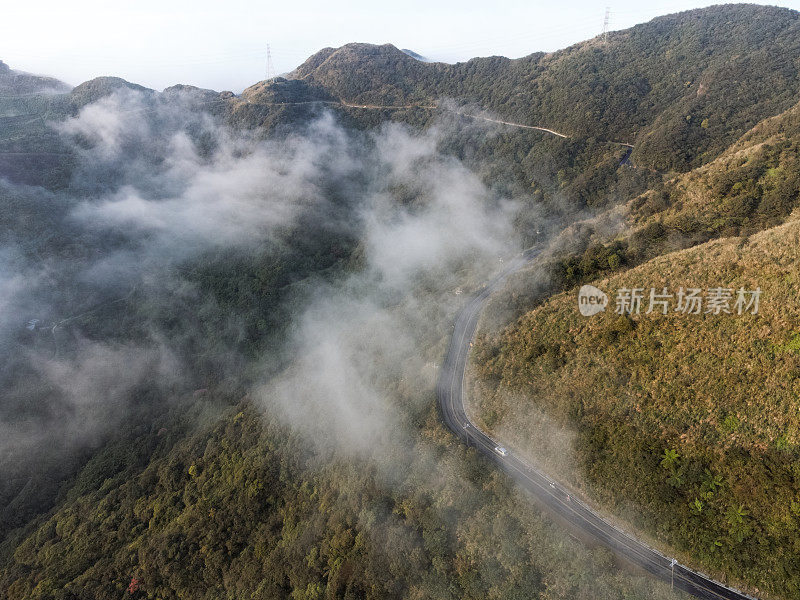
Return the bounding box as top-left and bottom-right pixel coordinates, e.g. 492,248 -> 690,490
289,5 -> 800,173
0,399 -> 683,599
545,95 -> 800,292
2,3 -> 800,599
0,74 -> 680,599
469,76 -> 800,598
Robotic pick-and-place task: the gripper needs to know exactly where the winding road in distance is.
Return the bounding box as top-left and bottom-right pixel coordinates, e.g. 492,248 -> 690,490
436,247 -> 757,600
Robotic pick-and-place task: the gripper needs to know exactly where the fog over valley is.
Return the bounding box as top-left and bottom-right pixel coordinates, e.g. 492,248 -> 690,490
3,4 -> 800,599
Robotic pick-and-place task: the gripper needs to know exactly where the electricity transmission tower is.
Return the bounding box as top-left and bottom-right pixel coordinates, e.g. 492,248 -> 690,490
603,7 -> 611,44
266,44 -> 275,80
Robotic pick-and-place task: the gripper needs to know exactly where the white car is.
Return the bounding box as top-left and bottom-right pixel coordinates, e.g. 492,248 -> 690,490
494,446 -> 509,457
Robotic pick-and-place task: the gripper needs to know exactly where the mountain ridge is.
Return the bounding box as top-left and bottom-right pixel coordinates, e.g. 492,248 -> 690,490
282,4 -> 800,173
3,6 -> 800,598
0,61 -> 70,95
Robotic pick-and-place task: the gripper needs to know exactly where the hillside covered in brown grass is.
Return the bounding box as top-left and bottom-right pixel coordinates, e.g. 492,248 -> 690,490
473,211 -> 800,598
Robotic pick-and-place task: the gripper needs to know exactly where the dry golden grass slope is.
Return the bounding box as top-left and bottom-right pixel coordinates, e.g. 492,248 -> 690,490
628,99 -> 800,260
472,212 -> 800,598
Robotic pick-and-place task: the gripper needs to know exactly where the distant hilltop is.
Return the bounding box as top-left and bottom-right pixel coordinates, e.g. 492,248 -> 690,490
0,60 -> 71,95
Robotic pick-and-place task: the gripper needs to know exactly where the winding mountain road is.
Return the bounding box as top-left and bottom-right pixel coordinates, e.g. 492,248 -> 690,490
436,248 -> 757,600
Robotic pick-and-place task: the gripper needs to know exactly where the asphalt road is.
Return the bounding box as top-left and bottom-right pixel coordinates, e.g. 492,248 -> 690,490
436,248 -> 757,600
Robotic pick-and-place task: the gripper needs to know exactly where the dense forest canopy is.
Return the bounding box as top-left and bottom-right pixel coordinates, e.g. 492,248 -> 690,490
1,4 -> 800,599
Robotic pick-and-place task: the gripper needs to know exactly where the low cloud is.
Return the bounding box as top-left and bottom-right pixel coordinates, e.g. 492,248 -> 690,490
2,89 -> 578,535
1,340 -> 179,461
258,120 -> 523,461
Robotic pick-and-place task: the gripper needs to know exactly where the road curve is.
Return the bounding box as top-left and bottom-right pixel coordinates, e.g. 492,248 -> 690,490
452,112 -> 569,138
436,248 -> 757,600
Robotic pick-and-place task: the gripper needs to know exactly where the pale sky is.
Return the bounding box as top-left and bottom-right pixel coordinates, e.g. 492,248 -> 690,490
2,0 -> 798,92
